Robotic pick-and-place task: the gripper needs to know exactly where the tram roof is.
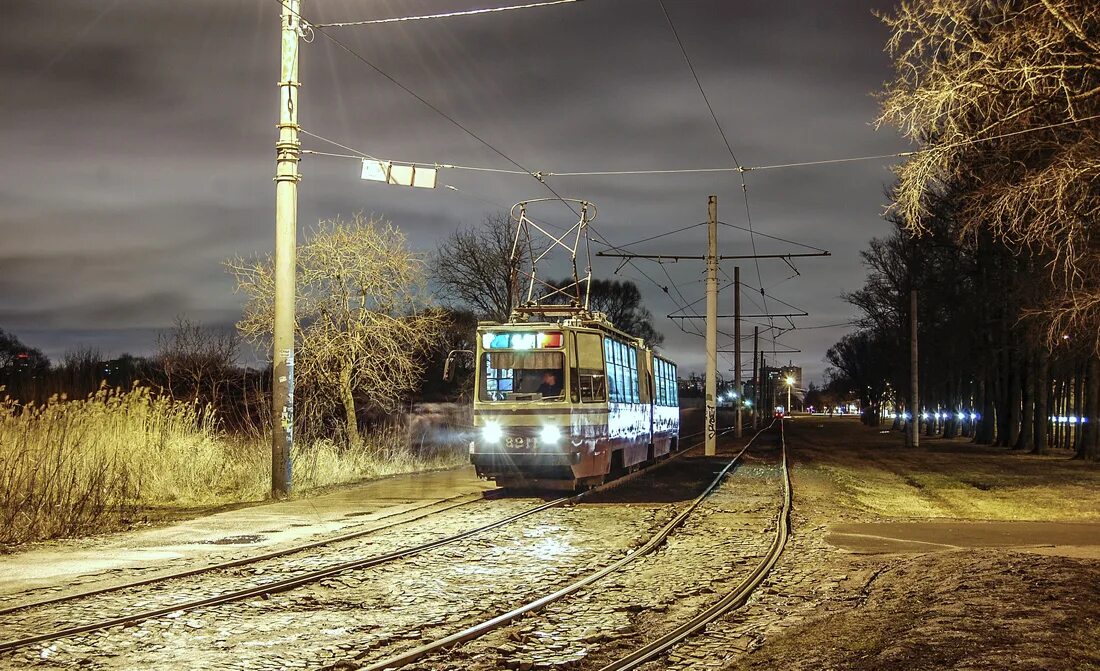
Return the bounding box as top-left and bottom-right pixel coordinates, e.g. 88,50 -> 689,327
478,313 -> 644,347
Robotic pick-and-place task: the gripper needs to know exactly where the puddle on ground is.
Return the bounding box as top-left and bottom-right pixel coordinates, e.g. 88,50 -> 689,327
343,509 -> 389,518
202,535 -> 265,545
827,520 -> 1100,557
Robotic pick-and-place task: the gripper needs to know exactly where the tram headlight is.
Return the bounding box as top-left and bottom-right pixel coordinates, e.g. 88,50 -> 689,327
481,422 -> 503,443
540,425 -> 561,443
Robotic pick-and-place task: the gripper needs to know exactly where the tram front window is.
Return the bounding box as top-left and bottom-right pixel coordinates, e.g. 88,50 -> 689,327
480,351 -> 565,402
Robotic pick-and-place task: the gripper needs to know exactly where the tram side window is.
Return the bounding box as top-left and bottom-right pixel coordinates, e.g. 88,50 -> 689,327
633,347 -> 642,400
604,338 -> 640,404
656,359 -> 665,406
655,359 -> 678,407
655,359 -> 665,406
574,332 -> 607,402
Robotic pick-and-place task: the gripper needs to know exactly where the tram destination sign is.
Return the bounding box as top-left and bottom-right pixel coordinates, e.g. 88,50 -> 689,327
481,332 -> 563,350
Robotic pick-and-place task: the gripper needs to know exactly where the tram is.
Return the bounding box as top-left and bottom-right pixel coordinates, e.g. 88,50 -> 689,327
468,314 -> 679,490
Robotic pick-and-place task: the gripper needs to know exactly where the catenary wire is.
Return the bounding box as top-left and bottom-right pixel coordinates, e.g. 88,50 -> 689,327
655,0 -> 774,348
716,221 -> 829,254
312,0 -> 579,28
302,112 -> 1100,181
274,1 -> 704,324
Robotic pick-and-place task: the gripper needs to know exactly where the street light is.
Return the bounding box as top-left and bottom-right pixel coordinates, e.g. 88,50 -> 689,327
785,376 -> 795,414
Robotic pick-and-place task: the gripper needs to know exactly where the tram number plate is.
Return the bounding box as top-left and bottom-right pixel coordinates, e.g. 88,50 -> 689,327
506,436 -> 536,450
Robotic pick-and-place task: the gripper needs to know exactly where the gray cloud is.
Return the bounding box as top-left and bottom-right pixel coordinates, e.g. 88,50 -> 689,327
3,0 -> 901,380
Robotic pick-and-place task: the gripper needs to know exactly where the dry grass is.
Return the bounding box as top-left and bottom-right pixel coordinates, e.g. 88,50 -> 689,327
0,386 -> 465,547
793,419 -> 1100,522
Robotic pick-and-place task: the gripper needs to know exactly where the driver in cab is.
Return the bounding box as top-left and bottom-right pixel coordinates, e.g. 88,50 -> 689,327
537,371 -> 562,398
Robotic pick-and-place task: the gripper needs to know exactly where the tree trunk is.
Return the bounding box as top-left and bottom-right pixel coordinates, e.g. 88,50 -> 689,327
1005,346 -> 1021,447
340,366 -> 360,447
1077,358 -> 1099,460
1033,350 -> 1049,455
1073,364 -> 1085,454
1015,346 -> 1033,451
1084,357 -> 1100,461
975,375 -> 996,444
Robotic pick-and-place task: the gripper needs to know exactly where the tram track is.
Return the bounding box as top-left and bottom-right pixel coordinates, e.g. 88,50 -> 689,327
597,418 -> 791,671
0,492 -> 483,617
333,420 -> 778,671
0,426 -> 732,658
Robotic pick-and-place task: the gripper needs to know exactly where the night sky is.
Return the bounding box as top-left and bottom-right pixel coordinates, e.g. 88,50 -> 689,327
3,0 -> 905,383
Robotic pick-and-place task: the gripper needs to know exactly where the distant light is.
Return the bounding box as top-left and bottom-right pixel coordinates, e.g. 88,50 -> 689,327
785,376 -> 795,386
957,412 -> 966,421
744,400 -> 752,407
921,412 -> 929,420
970,412 -> 979,421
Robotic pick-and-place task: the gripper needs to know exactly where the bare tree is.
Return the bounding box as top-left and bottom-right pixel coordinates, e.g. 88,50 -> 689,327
542,278 -> 665,346
155,317 -> 239,407
878,0 -> 1100,350
229,214 -> 446,446
432,212 -> 532,322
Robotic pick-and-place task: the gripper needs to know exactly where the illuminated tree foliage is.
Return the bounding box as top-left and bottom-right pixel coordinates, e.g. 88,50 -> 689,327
230,215 -> 446,446
878,0 -> 1100,348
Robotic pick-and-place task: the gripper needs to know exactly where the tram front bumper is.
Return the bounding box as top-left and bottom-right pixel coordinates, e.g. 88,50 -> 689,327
470,446 -> 582,469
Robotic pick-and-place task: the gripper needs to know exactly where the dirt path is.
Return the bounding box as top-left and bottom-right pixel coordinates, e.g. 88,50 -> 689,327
716,417 -> 1100,671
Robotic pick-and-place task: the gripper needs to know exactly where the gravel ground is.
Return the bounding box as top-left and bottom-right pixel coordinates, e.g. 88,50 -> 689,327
401,439 -> 785,671
7,418 -> 1093,671
2,496 -> 674,669
0,442 -> 748,671
665,418 -> 1100,671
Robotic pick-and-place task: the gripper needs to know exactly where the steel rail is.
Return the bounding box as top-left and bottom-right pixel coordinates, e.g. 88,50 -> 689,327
0,493 -> 482,617
596,419 -> 792,671
354,421 -> 776,671
0,426 -> 724,654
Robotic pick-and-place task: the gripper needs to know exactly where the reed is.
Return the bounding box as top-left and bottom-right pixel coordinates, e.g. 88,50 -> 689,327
0,386 -> 464,547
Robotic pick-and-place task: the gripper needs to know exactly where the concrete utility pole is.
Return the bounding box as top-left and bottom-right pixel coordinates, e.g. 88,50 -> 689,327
734,266 -> 742,438
705,195 -> 718,456
272,0 -> 301,497
910,288 -> 919,448
751,326 -> 759,428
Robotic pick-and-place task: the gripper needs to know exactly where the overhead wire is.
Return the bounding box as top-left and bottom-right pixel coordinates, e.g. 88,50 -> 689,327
612,222 -> 708,249
655,0 -> 775,352
312,0 -> 579,28
784,320 -> 861,331
285,0 -> 884,352
275,0 -> 706,326
299,128 -> 380,160
300,112 -> 1100,182
716,221 -> 829,254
